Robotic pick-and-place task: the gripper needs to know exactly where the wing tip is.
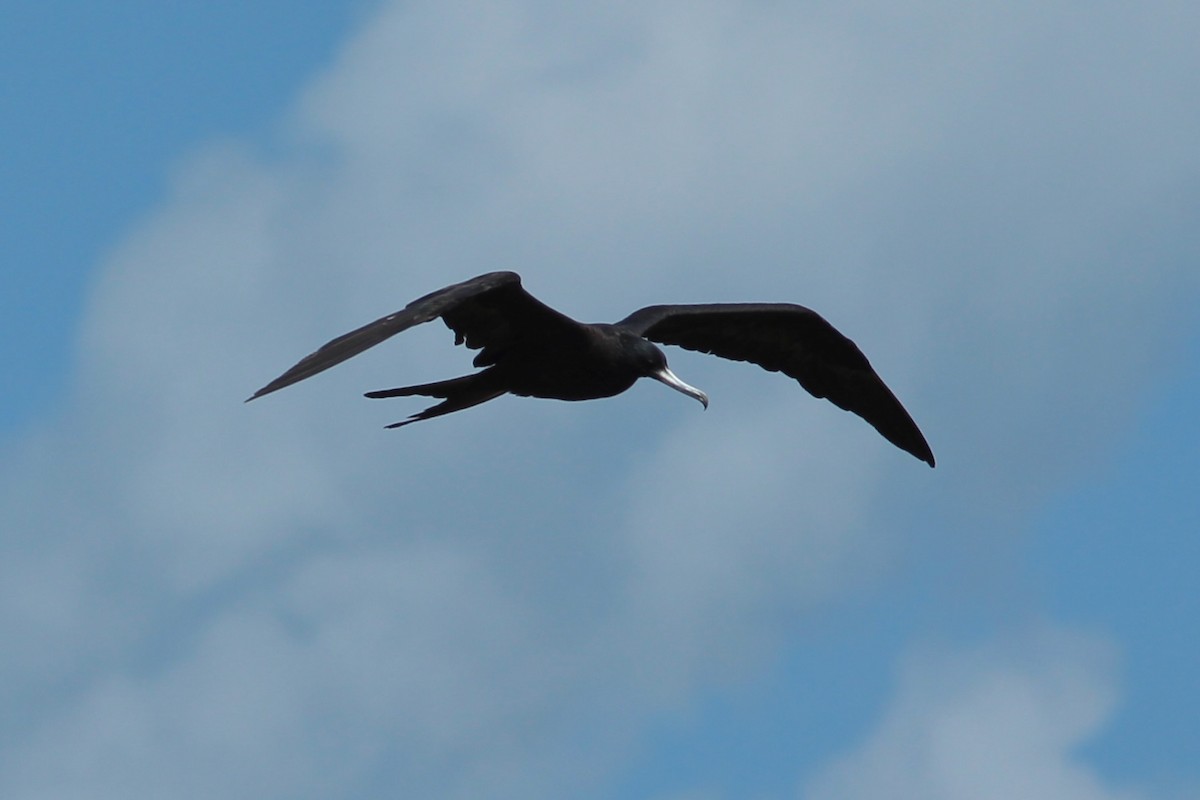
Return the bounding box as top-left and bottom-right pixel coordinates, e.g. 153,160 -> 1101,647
908,439 -> 936,468
245,382 -> 283,403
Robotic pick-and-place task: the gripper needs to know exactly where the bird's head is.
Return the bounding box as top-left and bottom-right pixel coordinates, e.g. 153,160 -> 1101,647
626,335 -> 709,409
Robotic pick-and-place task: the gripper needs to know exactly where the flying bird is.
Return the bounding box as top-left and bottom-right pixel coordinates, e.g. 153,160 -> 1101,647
248,271 -> 935,466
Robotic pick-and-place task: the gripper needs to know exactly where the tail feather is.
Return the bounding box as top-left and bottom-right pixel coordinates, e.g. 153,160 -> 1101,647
365,371 -> 506,428
364,373 -> 484,399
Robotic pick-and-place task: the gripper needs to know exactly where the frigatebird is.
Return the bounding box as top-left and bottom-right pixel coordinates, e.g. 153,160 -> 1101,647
248,271 -> 935,466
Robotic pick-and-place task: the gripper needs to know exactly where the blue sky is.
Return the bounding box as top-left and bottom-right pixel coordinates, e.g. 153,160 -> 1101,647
2,2 -> 1198,799
2,2 -> 366,439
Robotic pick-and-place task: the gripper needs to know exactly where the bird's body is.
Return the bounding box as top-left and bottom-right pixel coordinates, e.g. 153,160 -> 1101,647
249,271 -> 935,466
526,333 -> 635,399
480,325 -> 648,401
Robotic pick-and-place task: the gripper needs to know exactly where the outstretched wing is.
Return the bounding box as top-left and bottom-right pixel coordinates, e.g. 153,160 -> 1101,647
247,271 -> 579,401
617,304 -> 935,466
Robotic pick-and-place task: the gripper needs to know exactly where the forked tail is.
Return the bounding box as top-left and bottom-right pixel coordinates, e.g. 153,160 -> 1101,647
364,370 -> 507,428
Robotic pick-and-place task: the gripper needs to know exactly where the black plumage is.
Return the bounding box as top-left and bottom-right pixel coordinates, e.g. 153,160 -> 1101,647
248,271 -> 935,466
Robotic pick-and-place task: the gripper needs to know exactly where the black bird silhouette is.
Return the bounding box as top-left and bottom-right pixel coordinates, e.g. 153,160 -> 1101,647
248,271 -> 934,466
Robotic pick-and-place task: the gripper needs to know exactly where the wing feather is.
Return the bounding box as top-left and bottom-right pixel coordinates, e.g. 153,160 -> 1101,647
618,304 -> 935,466
247,271 -> 578,400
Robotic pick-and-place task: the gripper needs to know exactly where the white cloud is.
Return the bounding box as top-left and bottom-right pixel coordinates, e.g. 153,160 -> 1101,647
804,627 -> 1141,800
2,1 -> 1198,798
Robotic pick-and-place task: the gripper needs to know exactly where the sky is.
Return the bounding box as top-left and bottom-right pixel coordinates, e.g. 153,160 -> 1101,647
2,2 -> 1198,798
